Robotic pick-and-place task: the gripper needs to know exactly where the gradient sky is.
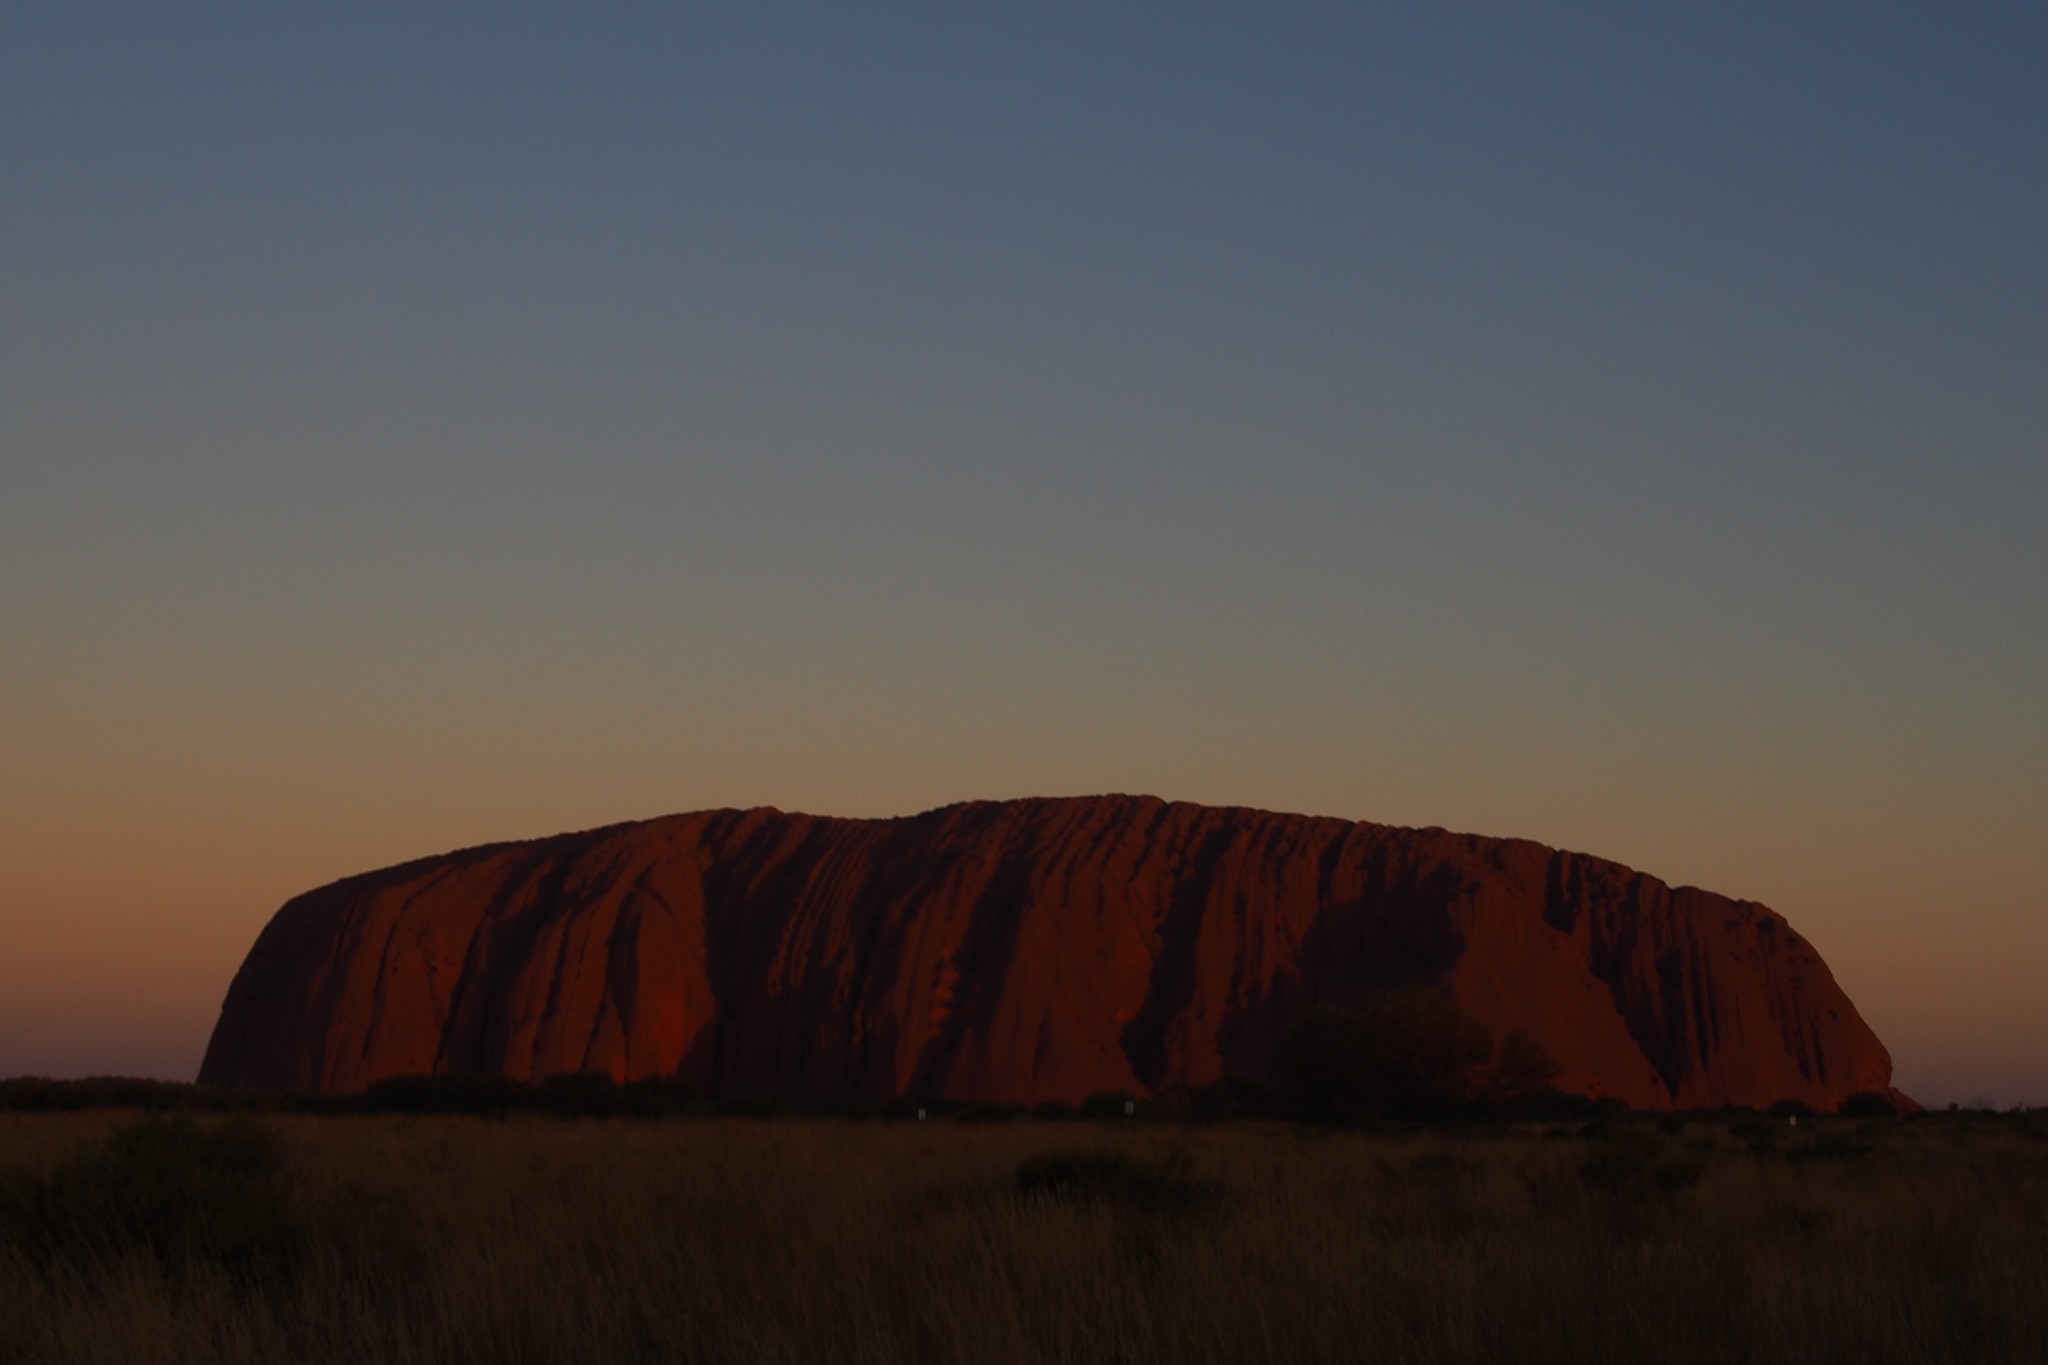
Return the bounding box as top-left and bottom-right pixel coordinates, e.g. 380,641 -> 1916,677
3,5 -> 2043,1105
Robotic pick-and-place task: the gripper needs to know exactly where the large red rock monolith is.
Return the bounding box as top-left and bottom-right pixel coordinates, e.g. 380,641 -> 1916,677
199,796 -> 1904,1110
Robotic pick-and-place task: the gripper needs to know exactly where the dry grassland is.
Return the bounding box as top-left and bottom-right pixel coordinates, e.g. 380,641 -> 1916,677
3,1111 -> 2045,1364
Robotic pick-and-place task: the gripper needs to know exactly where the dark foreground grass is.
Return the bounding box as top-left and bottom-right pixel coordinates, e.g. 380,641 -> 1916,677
2,1111 -> 2044,1364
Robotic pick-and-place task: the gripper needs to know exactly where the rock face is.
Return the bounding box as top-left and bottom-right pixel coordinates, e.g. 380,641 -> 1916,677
200,796 -> 1904,1110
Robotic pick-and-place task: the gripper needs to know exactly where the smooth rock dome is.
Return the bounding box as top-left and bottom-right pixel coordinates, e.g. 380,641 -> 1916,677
200,795 -> 1905,1110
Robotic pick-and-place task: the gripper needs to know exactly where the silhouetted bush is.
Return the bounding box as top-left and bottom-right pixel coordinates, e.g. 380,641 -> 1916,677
2,1118 -> 305,1284
954,1102 -> 1023,1124
1029,1100 -> 1079,1122
539,1071 -> 622,1115
1015,1149 -> 1208,1214
359,1073 -> 534,1116
1078,1091 -> 1146,1121
1273,988 -> 1494,1123
0,1077 -> 285,1114
1187,1077 -> 1274,1122
1478,1030 -> 1565,1104
615,1075 -> 700,1116
1489,1088 -> 1616,1123
1840,1091 -> 1899,1118
353,1071 -> 700,1117
1770,1099 -> 1818,1119
1270,992 -> 1579,1125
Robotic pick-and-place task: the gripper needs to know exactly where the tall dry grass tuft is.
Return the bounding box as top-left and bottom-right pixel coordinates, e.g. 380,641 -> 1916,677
2,1112 -> 2044,1363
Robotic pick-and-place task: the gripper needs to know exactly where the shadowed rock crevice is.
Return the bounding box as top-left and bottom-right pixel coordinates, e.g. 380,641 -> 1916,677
1119,822 -> 1240,1092
430,847 -> 565,1075
906,830 -> 1037,1098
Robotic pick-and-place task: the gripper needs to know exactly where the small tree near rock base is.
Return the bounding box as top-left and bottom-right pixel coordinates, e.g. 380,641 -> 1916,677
1479,1028 -> 1565,1104
1273,988 -> 1565,1123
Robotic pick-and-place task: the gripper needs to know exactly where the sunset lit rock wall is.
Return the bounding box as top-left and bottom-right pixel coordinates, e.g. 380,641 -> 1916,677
199,796 -> 1902,1110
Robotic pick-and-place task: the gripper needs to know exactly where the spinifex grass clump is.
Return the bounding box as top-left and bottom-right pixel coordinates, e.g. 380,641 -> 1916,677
0,1116 -> 304,1285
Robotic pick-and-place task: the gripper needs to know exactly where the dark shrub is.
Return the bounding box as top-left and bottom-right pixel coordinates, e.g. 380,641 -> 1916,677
0,1077 -> 170,1111
1492,1088 -> 1614,1123
1078,1091 -> 1146,1121
1769,1099 -> 1817,1119
1478,1030 -> 1564,1104
1273,988 -> 1492,1123
357,1071 -> 697,1117
616,1075 -> 698,1115
0,1076 -> 281,1113
0,1077 -> 66,1111
4,1118 -> 305,1283
1187,1077 -> 1274,1121
954,1102 -> 1022,1124
359,1072 -> 534,1115
1840,1091 -> 1900,1118
1030,1101 -> 1079,1122
815,1100 -> 881,1120
538,1071 -> 621,1116
1015,1149 -> 1206,1213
